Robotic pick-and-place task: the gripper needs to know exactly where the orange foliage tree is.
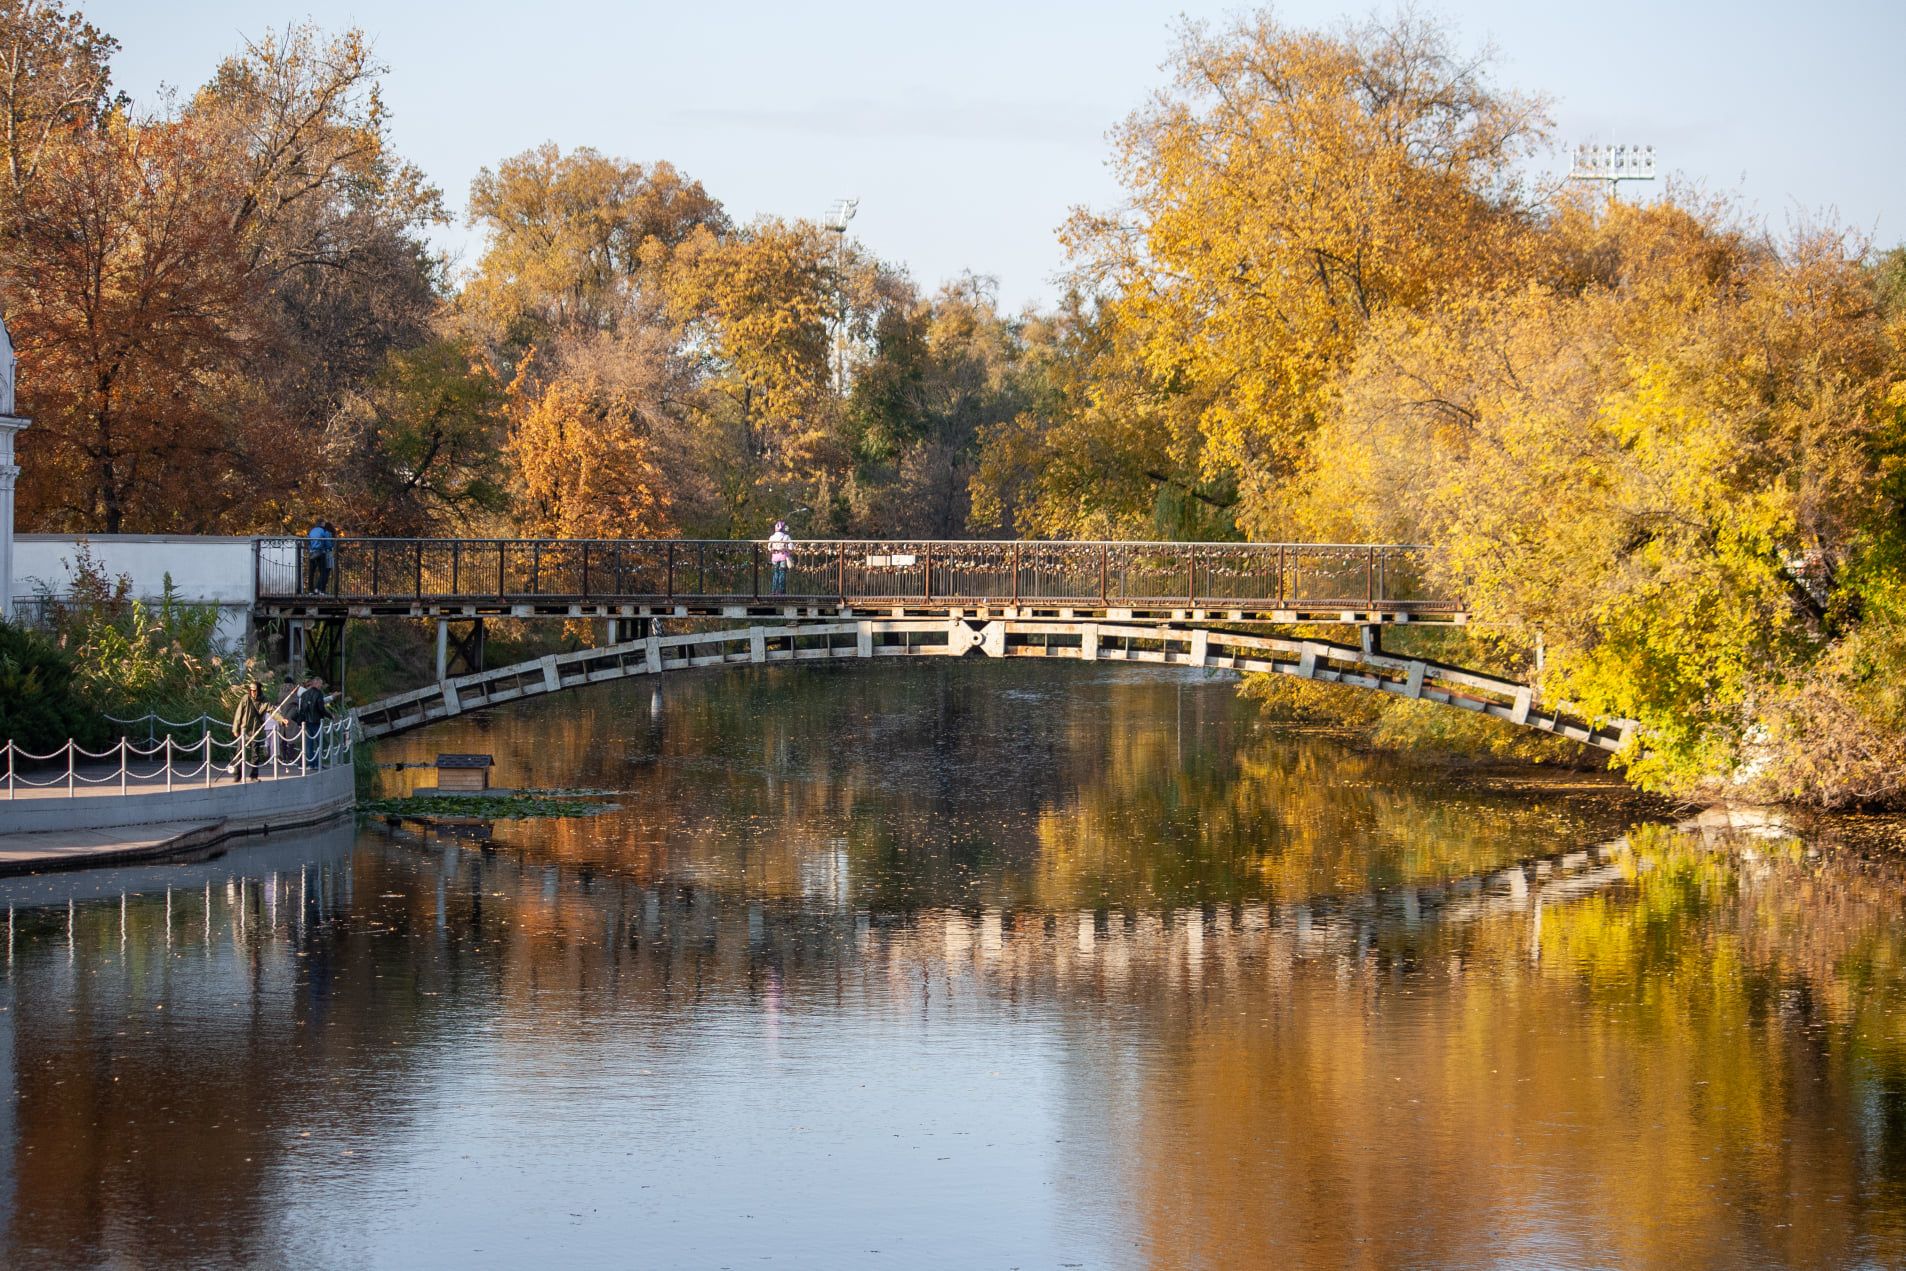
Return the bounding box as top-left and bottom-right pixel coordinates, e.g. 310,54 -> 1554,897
8,109 -> 249,530
0,17 -> 442,532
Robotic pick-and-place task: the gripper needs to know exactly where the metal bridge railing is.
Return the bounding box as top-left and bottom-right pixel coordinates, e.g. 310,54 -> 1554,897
3,717 -> 355,800
256,537 -> 1455,611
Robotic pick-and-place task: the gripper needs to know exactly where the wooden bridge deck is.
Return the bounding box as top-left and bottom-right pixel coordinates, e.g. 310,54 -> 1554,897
254,537 -> 1464,624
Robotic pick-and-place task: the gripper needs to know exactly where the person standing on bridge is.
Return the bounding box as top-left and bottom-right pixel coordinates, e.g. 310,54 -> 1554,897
307,519 -> 335,594
768,520 -> 793,595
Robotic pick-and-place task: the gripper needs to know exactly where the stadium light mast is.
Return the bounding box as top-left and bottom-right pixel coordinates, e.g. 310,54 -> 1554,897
1568,143 -> 1657,202
824,198 -> 859,391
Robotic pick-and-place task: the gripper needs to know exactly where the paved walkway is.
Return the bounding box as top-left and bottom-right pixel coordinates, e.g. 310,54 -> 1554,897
4,758 -> 323,800
0,820 -> 225,875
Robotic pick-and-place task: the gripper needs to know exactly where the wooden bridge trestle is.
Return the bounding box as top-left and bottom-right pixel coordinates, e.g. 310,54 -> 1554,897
351,618 -> 1635,753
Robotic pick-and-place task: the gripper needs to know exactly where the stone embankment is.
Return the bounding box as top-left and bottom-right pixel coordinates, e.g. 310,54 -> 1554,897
0,761 -> 354,875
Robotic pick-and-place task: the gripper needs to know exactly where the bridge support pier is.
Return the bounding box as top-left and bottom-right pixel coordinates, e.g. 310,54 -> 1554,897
610,616 -> 652,644
288,617 -> 346,689
434,618 -> 486,680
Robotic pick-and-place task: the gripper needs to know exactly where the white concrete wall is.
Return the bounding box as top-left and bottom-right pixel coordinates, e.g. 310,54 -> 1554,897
13,535 -> 256,650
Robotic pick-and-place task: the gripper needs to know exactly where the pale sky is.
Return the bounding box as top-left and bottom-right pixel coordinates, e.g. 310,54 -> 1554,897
90,0 -> 1906,313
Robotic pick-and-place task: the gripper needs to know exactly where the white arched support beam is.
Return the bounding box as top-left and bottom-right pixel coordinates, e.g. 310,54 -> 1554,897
351,618 -> 1638,753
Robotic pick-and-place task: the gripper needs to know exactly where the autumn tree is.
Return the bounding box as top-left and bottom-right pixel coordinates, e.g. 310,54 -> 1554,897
508,372 -> 672,540
0,0 -> 116,206
658,217 -> 843,533
1309,197 -> 1900,795
464,143 -> 723,348
1031,10 -> 1547,536
6,108 -> 251,530
0,14 -> 445,532
970,289 -> 1229,540
188,24 -> 446,523
846,274 -> 1041,535
322,337 -> 509,534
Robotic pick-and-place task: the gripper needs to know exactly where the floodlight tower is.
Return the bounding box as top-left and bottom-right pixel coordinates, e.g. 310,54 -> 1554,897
824,198 -> 859,391
1568,143 -> 1657,202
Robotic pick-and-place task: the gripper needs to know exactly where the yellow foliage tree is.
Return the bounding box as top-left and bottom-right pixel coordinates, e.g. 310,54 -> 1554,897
464,143 -> 723,339
658,218 -> 837,530
1059,11 -> 1549,535
507,373 -> 672,540
1308,199 -> 1897,792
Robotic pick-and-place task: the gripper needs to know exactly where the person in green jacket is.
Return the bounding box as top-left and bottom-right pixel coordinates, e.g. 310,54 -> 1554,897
231,681 -> 267,782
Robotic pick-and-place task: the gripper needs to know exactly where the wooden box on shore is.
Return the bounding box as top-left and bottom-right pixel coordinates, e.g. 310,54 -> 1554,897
434,753 -> 494,793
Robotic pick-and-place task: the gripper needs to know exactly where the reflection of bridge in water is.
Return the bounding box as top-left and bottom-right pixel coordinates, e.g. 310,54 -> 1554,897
367,824 -> 1640,989
268,537 -> 1636,753
0,822 -> 1636,1001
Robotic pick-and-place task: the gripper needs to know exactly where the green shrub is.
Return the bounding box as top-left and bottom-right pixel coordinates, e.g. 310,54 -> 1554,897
0,621 -> 107,751
20,542 -> 255,741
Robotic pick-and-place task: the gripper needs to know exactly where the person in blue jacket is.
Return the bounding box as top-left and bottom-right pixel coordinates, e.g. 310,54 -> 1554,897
307,519 -> 335,593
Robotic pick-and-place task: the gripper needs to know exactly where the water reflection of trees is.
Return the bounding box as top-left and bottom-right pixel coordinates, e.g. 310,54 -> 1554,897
377,661 -> 1653,913
14,659 -> 1906,1265
11,819 -> 1906,1265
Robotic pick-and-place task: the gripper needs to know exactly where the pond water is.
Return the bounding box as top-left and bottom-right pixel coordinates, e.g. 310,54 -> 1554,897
3,660 -> 1906,1269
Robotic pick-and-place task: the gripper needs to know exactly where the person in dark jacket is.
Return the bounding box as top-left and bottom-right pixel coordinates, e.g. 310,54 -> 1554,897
231,681 -> 266,781
298,675 -> 332,763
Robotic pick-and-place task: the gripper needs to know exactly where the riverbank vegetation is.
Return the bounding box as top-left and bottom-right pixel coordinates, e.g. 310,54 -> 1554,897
0,548 -> 251,749
4,4 -> 1902,806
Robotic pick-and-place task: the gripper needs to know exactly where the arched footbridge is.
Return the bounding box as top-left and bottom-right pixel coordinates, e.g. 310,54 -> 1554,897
241,536 -> 1634,754
350,618 -> 1637,754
